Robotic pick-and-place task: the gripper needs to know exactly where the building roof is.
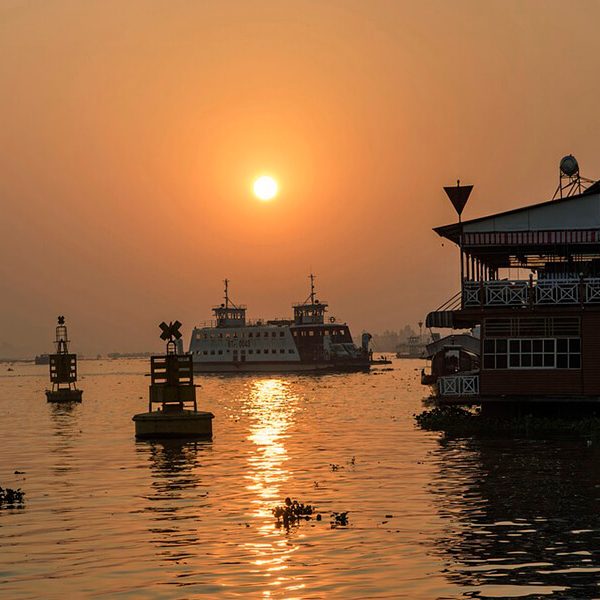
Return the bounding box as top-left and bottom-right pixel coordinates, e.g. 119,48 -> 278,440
435,180 -> 600,245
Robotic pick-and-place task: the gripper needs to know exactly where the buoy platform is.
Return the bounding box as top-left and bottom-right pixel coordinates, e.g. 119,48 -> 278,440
45,388 -> 83,403
133,408 -> 213,439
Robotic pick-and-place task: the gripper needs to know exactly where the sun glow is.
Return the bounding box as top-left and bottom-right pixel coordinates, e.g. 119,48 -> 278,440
253,176 -> 278,201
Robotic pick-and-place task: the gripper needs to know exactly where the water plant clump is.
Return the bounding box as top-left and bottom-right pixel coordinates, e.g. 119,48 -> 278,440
331,511 -> 349,527
0,486 -> 25,507
273,497 -> 316,528
415,406 -> 600,436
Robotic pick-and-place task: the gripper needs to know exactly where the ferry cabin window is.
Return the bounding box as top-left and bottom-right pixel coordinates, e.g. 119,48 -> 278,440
210,350 -> 215,355
249,332 -> 253,338
272,332 -> 276,337
483,337 -> 580,369
218,350 -> 223,355
288,349 -> 294,353
280,349 -> 285,353
249,349 -> 254,354
280,331 -> 285,337
203,351 -> 208,355
256,349 -> 261,354
272,349 -> 277,354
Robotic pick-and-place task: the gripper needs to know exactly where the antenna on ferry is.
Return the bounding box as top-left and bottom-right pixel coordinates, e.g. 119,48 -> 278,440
309,273 -> 316,304
224,279 -> 229,309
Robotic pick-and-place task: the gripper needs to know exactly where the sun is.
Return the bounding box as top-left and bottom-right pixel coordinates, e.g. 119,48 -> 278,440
253,175 -> 278,201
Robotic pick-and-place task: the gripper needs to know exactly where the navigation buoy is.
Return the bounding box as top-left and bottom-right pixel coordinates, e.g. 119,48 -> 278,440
45,316 -> 83,403
132,320 -> 214,440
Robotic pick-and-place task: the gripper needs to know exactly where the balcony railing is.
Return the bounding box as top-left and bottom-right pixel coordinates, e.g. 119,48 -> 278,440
437,374 -> 479,396
463,278 -> 600,308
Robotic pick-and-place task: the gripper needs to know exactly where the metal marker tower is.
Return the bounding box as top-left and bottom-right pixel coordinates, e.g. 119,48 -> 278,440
45,316 -> 83,402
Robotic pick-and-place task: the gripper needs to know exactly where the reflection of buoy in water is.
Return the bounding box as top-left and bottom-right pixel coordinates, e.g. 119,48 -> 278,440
132,320 -> 213,440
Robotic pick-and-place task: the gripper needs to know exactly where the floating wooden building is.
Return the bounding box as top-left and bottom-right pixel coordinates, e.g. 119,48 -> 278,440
45,316 -> 83,403
424,156 -> 600,415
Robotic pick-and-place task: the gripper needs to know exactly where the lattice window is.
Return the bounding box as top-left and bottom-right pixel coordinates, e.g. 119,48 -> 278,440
483,337 -> 581,369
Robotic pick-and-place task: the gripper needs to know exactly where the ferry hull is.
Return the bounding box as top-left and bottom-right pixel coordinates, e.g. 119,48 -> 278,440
192,360 -> 370,374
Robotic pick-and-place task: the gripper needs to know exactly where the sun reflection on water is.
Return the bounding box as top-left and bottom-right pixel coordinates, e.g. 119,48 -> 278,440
242,378 -> 305,597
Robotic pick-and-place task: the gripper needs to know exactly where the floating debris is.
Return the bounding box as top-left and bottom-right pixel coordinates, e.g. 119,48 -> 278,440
330,463 -> 344,471
331,512 -> 349,527
273,497 -> 316,529
0,486 -> 25,507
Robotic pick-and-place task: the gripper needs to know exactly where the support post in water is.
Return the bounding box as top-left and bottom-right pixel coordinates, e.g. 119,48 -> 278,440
45,316 -> 83,403
132,321 -> 214,439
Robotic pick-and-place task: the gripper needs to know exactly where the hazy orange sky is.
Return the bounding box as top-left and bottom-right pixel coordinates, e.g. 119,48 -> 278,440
2,0 -> 600,356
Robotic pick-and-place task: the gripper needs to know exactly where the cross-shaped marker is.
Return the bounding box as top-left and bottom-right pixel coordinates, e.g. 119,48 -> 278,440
159,320 -> 182,341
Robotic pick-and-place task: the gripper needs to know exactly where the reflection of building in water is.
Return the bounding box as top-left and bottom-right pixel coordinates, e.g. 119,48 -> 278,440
241,379 -> 306,596
139,440 -> 211,564
428,437 -> 600,598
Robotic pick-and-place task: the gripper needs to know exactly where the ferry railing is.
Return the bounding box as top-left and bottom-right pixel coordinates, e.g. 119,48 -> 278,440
462,277 -> 600,308
192,316 -> 342,329
437,373 -> 479,396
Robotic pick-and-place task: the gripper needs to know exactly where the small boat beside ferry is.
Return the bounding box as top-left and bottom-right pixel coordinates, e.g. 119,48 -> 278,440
188,277 -> 371,373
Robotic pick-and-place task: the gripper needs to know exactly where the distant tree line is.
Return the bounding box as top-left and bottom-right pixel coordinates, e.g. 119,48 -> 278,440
107,352 -> 153,359
370,325 -> 418,352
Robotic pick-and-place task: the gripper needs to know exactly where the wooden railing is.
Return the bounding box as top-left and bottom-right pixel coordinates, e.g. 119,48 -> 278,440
463,278 -> 600,308
438,374 -> 479,396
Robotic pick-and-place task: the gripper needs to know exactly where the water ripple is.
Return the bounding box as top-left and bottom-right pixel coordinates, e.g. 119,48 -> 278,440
1,360 -> 600,597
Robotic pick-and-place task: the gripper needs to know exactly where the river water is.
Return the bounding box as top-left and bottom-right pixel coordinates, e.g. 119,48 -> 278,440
0,358 -> 599,599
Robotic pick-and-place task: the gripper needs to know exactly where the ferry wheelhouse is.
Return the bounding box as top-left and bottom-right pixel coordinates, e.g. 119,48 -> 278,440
188,277 -> 370,373
424,157 -> 600,414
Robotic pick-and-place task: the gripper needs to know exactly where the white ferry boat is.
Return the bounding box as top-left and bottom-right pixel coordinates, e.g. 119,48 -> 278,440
188,277 -> 371,373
